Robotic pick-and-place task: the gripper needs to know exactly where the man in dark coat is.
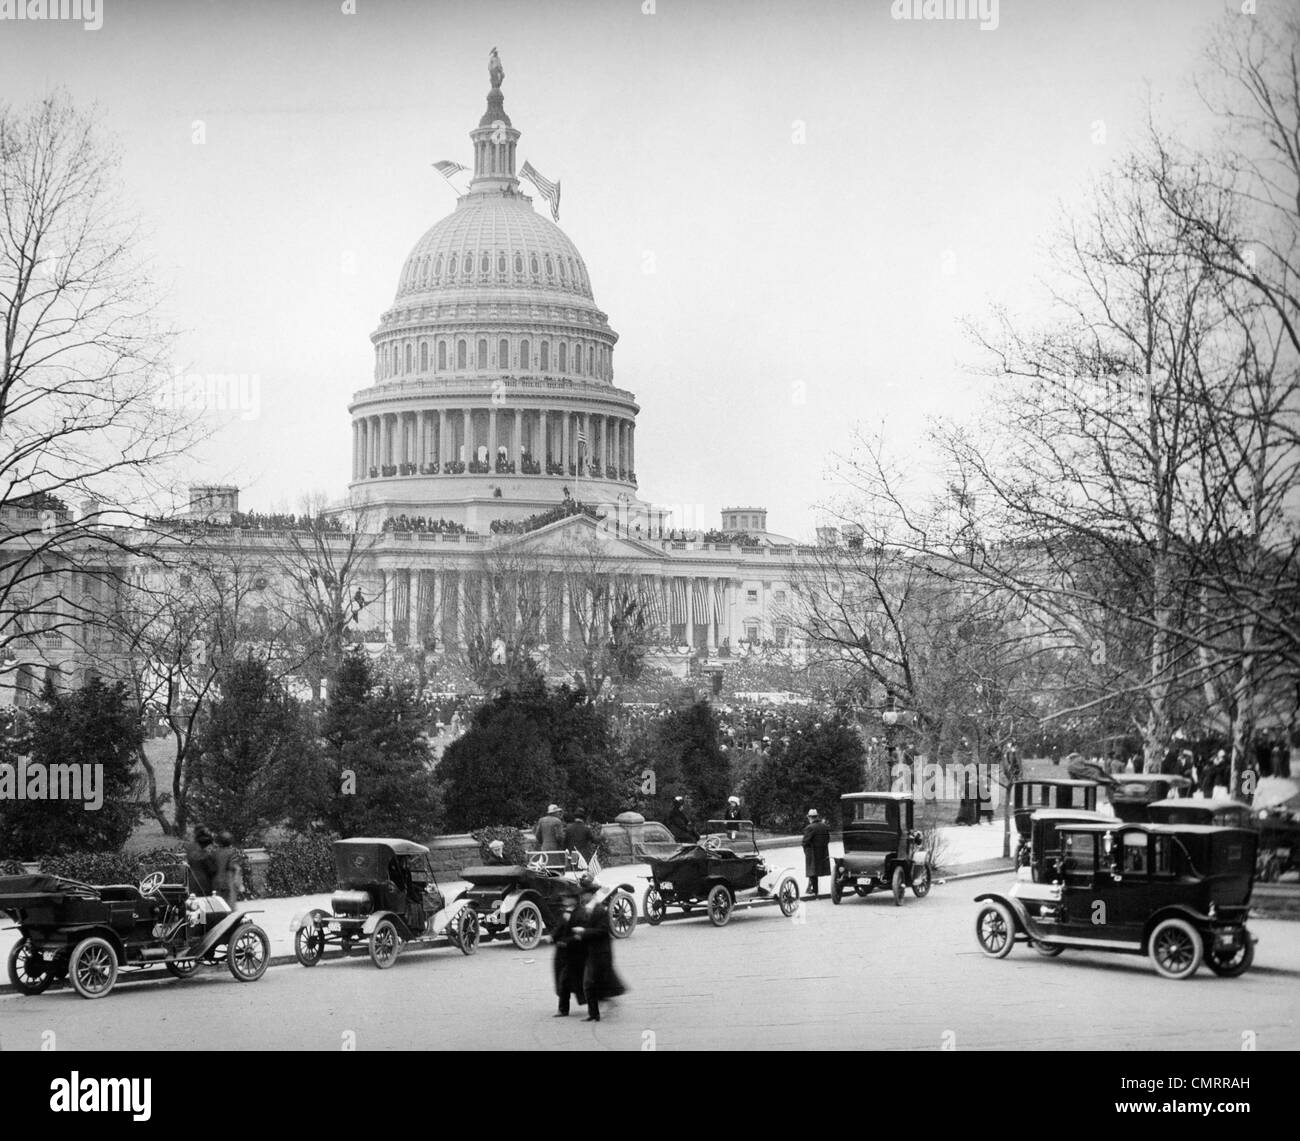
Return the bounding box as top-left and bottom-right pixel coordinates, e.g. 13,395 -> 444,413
535,804 -> 566,851
184,828 -> 217,895
666,796 -> 698,844
550,894 -> 587,1017
564,808 -> 595,863
569,877 -> 627,1022
802,809 -> 831,900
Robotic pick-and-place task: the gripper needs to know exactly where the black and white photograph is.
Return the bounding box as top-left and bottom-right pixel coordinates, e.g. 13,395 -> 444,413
0,0 -> 1296,1107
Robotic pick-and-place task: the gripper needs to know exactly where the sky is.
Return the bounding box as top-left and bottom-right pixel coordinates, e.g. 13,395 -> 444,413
0,0 -> 1250,539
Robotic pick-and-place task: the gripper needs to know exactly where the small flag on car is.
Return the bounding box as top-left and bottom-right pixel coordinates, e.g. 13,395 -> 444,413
520,160 -> 561,221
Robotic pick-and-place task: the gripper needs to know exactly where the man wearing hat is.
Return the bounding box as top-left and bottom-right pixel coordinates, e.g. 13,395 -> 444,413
185,827 -> 217,896
486,839 -> 509,866
567,875 -> 627,1022
802,809 -> 831,900
666,796 -> 698,844
535,804 -> 566,852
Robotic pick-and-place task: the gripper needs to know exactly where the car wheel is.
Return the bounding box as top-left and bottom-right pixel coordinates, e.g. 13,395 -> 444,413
890,865 -> 905,906
8,939 -> 53,995
975,904 -> 1015,959
707,884 -> 733,927
777,876 -> 800,917
228,924 -> 270,982
165,957 -> 203,979
1205,934 -> 1254,978
509,901 -> 544,950
911,862 -> 932,898
1032,941 -> 1064,957
608,892 -> 636,939
69,936 -> 118,999
369,918 -> 401,969
454,907 -> 479,955
1148,918 -> 1203,980
295,921 -> 325,967
830,864 -> 844,905
643,886 -> 666,926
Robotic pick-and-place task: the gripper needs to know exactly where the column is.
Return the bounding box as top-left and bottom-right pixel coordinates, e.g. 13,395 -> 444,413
489,408 -> 498,467
562,412 -> 570,470
582,413 -> 591,472
439,410 -> 449,469
685,576 -> 695,648
399,414 -> 408,467
709,577 -> 719,652
430,571 -> 442,646
405,570 -> 417,646
629,423 -> 635,476
513,408 -> 522,466
539,410 -> 549,467
381,570 -> 393,642
561,580 -> 571,642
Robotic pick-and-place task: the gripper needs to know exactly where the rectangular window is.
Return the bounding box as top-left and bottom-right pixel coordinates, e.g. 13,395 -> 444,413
744,623 -> 759,642
774,590 -> 787,603
746,589 -> 758,603
774,625 -> 788,648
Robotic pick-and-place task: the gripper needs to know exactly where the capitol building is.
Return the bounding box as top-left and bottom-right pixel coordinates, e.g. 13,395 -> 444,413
2,57 -> 835,704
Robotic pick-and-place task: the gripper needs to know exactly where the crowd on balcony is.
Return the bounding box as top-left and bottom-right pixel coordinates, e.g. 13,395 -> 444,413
229,511 -> 345,532
382,515 -> 469,535
488,499 -> 604,535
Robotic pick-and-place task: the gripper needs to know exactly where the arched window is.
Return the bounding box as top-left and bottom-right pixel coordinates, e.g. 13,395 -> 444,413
434,254 -> 443,280
477,338 -> 488,368
437,341 -> 447,370
420,342 -> 428,371
559,259 -> 568,282
404,343 -> 412,373
481,253 -> 490,274
497,252 -> 506,274
540,341 -> 549,371
457,339 -> 467,369
530,254 -> 539,275
574,344 -> 583,373
544,254 -> 554,277
499,338 -> 509,368
559,343 -> 567,372
448,253 -> 457,275
519,339 -> 530,370
514,253 -> 523,274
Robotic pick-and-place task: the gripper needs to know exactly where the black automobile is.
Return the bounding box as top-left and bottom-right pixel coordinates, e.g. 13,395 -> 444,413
2,871 -> 269,999
1011,779 -> 1100,866
974,819 -> 1257,979
642,821 -> 800,927
1108,774 -> 1193,823
830,792 -> 931,905
291,838 -> 478,969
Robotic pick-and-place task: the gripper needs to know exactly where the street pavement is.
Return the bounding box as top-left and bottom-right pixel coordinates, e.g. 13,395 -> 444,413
2,818 -> 1298,1052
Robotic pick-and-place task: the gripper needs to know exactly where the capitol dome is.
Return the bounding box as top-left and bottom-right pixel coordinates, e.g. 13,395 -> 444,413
348,56 -> 639,531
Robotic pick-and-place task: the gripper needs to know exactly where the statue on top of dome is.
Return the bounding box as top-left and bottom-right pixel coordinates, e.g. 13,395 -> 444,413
489,47 -> 504,89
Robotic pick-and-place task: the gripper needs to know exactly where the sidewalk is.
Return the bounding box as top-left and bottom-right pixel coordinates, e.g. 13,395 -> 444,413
0,822 -> 1013,987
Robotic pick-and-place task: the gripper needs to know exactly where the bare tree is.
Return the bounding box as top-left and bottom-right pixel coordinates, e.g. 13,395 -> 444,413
0,91 -> 197,690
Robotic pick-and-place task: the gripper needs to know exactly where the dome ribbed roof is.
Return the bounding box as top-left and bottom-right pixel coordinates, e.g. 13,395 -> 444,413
395,194 -> 594,303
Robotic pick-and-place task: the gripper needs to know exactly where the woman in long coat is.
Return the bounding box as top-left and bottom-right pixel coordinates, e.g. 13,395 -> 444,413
550,896 -> 587,1017
570,878 -> 627,1022
802,809 -> 831,899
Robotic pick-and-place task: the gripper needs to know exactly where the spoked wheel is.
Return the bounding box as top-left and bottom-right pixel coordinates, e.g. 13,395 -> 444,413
911,862 -> 932,898
707,884 -> 733,928
69,936 -> 119,999
228,924 -> 270,982
453,907 -> 480,955
890,865 -> 905,906
608,892 -> 636,939
369,918 -> 401,969
1205,936 -> 1254,978
295,922 -> 326,967
8,939 -> 53,995
509,901 -> 544,950
1148,918 -> 1203,980
165,957 -> 203,979
830,865 -> 844,905
975,904 -> 1015,959
777,876 -> 800,917
642,886 -> 666,926
1032,941 -> 1064,957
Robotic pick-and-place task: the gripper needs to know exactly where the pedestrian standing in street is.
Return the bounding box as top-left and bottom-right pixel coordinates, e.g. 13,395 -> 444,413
211,830 -> 240,908
802,809 -> 831,900
550,892 -> 587,1018
535,803 -> 566,851
185,828 -> 217,896
569,876 -> 626,1022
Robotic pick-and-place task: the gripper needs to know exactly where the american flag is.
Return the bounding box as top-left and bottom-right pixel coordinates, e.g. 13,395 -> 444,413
576,429 -> 587,448
432,160 -> 468,182
520,160 -> 561,221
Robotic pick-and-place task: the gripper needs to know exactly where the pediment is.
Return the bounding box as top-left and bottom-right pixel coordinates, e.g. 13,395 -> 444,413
493,513 -> 664,561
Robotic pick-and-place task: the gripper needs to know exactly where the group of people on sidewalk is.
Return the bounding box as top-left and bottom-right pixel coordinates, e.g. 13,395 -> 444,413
183,828 -> 242,907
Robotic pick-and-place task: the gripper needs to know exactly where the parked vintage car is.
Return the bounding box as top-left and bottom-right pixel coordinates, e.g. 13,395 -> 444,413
598,812 -> 680,866
1019,808 -> 1118,884
456,850 -> 639,950
291,838 -> 478,969
974,820 -> 1257,979
1,871 -> 270,999
1108,774 -> 1193,823
1146,797 -> 1256,830
830,792 -> 932,905
1256,806 -> 1300,882
642,820 -> 800,927
1012,779 -> 1100,866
